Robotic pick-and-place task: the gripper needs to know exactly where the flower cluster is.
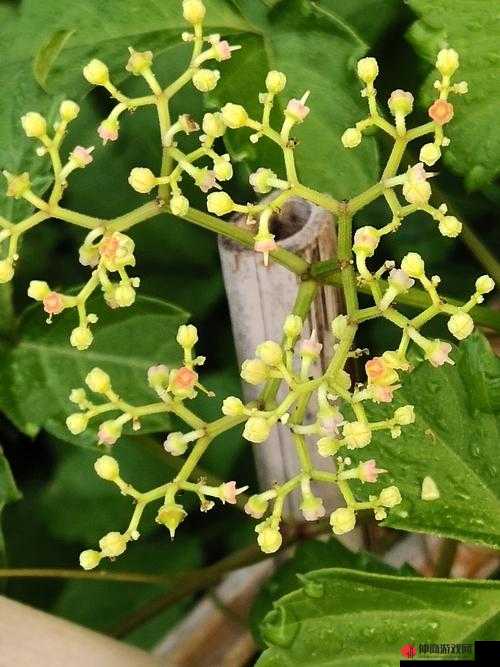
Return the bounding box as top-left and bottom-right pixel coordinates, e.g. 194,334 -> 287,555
1,1 -> 496,568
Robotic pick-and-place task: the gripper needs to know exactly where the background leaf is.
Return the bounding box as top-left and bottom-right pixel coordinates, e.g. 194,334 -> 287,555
257,569 -> 500,666
0,451 -> 21,566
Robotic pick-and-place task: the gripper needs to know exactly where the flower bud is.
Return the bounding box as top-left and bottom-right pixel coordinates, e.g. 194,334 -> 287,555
69,388 -> 87,406
300,495 -> 326,521
183,0 -> 206,24
98,420 -> 123,446
241,358 -> 269,385
79,549 -> 101,570
330,507 -> 356,535
388,89 -> 414,116
59,100 -> 80,121
428,100 -> 454,125
179,114 -> 199,135
128,167 -> 157,194
5,172 -> 31,198
112,283 -> 135,308
342,421 -> 371,448
285,97 -> 310,122
353,226 -> 379,256
265,70 -> 287,94
379,485 -> 402,508
94,455 -> 120,480
438,215 -> 462,238
256,340 -> 282,366
70,146 -> 94,168
300,331 -> 322,358
283,314 -> 302,339
426,340 -> 453,367
177,324 -> 198,349
331,314 -> 349,340
43,291 -> 64,315
207,191 -> 234,216
202,112 -> 226,137
317,436 -> 341,457
99,232 -> 135,271
98,118 -> 119,144
147,364 -> 169,388
86,367 -> 111,394
99,531 -> 128,557
256,525 -> 282,553
164,432 -> 188,456
388,268 -> 414,292
70,326 -> 94,351
357,57 -> 378,83
83,59 -> 109,85
358,459 -> 386,483
126,49 -> 153,75
249,167 -> 277,194
222,396 -> 245,416
66,412 -> 88,435
401,252 -> 425,278
169,366 -> 198,398
243,416 -> 271,444
394,405 -> 415,426
213,156 -> 233,181
341,127 -> 362,148
192,68 -> 220,92
170,193 -> 190,217
436,48 -> 459,77
447,312 -> 474,340
79,243 -> 100,267
21,112 -> 47,138
212,40 -> 233,62
402,163 -> 433,205
156,503 -> 186,537
221,103 -> 248,129
419,142 -> 441,166
244,494 -> 268,519
0,260 -> 14,284
475,275 -> 495,294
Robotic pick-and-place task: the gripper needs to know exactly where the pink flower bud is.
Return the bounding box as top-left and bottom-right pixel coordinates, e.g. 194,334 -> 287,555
43,291 -> 64,315
426,340 -> 453,367
428,100 -> 454,125
358,459 -> 387,483
300,330 -> 323,357
97,118 -> 119,144
71,146 -> 94,167
371,384 -> 398,403
172,366 -> 198,391
365,357 -> 386,382
219,481 -> 248,504
286,97 -> 310,122
214,40 -> 232,61
254,237 -> 277,253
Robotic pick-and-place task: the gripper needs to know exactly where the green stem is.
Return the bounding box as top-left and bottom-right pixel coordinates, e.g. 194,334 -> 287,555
337,210 -> 358,315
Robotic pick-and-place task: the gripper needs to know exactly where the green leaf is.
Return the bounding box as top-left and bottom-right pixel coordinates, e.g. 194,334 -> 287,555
2,295 -> 188,440
213,0 -> 379,199
250,538 -> 416,646
257,568 -> 500,666
0,450 -> 21,566
54,537 -> 202,649
407,0 -> 500,190
33,29 -> 76,91
348,334 -> 500,550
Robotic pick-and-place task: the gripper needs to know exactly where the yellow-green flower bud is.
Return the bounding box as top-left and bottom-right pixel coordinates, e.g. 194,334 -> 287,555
353,226 -> 379,256
419,142 -> 441,166
177,324 -> 198,348
357,57 -> 378,83
213,156 -> 233,181
59,100 -> 80,121
21,112 -> 47,138
244,494 -> 268,519
66,412 -> 88,435
192,69 -> 220,92
85,367 -> 111,394
83,59 -> 109,85
202,112 -> 226,137
379,485 -> 402,508
94,454 -> 120,480
164,432 -> 188,456
98,420 -> 122,446
436,48 -> 459,77
342,421 -> 371,448
79,549 -> 101,570
283,314 -> 302,339
182,0 -> 206,25
300,495 -> 326,521
170,193 -> 190,217
5,172 -> 31,198
221,103 -> 248,129
341,127 -> 362,148
331,314 -> 349,340
475,275 -> 495,294
265,70 -> 287,94
256,340 -> 282,367
394,405 -> 415,426
388,89 -> 414,116
156,503 -> 187,538
438,215 -> 462,238
128,167 -> 157,194
256,525 -> 282,553
401,252 -> 425,278
114,283 -> 136,307
447,312 -> 474,340
249,167 -> 277,194
0,260 -> 14,284
222,396 -> 245,416
207,191 -> 234,216
330,507 -> 356,535
243,416 -> 271,444
99,531 -> 128,557
70,326 -> 94,351
126,49 -> 153,75
240,358 -> 269,385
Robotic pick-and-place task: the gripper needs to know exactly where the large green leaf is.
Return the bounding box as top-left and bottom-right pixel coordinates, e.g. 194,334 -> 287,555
1,295 -> 188,440
257,569 -> 500,666
250,538 -> 416,646
214,0 -> 379,199
407,0 -> 500,190
0,451 -> 21,566
346,334 -> 500,550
